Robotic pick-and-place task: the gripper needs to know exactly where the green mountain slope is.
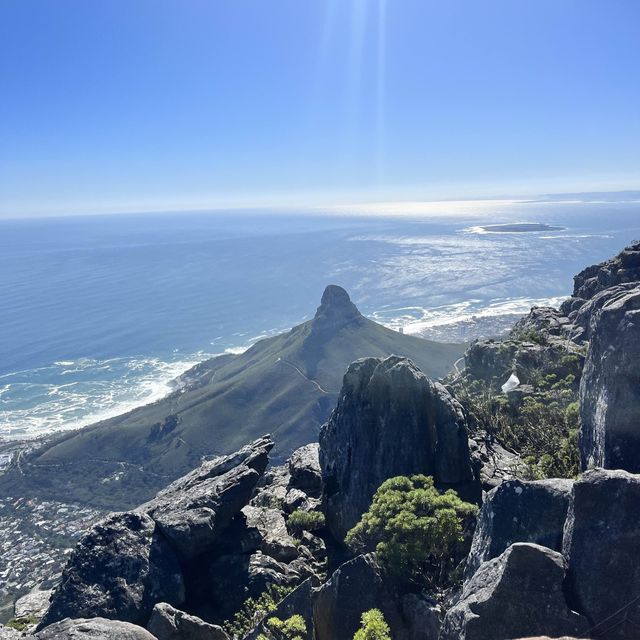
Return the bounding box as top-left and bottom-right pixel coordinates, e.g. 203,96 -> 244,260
2,286 -> 463,509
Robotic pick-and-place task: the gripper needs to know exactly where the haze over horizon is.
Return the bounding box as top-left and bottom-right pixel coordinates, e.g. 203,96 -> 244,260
1,1 -> 639,218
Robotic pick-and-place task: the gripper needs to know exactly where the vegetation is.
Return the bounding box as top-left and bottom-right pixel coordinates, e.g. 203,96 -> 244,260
223,585 -> 292,639
345,475 -> 479,589
257,614 -> 307,640
457,376 -> 580,479
287,509 -> 325,536
6,615 -> 39,631
353,609 -> 391,640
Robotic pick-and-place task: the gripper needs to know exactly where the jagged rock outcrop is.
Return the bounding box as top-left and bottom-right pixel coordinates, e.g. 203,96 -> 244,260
38,511 -> 185,630
312,554 -> 429,640
38,438 -> 276,631
320,355 -> 478,541
287,443 -> 322,498
140,436 -> 272,561
579,286 -> 640,472
563,469 -> 640,639
35,618 -> 157,639
440,543 -> 589,640
147,603 -> 229,640
464,478 -> 573,579
570,241 -> 640,302
15,590 -> 54,620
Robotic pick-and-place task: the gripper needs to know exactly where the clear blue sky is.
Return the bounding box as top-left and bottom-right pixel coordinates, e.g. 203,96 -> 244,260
1,0 -> 639,216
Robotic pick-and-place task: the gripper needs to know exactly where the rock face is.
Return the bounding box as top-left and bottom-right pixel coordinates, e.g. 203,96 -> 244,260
287,443 -> 322,498
140,436 -> 272,561
38,437 -> 280,631
440,543 -> 588,640
147,603 -> 229,640
35,618 -> 157,639
312,554 -> 423,640
579,285 -> 640,472
563,469 -> 640,639
38,512 -> 185,629
464,478 -> 573,579
320,356 -> 477,541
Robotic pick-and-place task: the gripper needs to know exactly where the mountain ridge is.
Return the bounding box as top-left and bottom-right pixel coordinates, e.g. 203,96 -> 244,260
0,286 -> 464,510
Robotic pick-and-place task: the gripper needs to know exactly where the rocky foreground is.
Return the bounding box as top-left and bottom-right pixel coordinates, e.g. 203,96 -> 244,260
3,241 -> 640,640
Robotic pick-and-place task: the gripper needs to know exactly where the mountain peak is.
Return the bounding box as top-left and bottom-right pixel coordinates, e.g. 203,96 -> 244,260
313,285 -> 362,328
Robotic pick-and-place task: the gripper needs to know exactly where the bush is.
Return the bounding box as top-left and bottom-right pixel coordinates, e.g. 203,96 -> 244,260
287,510 -> 325,536
345,475 -> 478,589
6,615 -> 39,631
258,614 -> 307,640
353,609 -> 391,640
224,585 -> 292,639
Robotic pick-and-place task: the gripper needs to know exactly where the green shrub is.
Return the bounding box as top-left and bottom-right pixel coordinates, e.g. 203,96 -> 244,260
353,609 -> 391,640
257,614 -> 307,640
287,510 -> 325,535
345,475 -> 478,589
6,615 -> 38,631
224,585 -> 292,639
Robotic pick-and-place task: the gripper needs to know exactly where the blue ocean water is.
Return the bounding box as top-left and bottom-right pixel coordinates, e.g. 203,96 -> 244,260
1,200 -> 639,439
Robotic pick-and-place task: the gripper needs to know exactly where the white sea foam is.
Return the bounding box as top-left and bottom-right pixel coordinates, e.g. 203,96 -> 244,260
372,295 -> 567,337
0,354 -> 213,441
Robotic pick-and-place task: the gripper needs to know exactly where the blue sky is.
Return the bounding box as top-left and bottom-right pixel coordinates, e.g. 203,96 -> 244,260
1,0 -> 639,216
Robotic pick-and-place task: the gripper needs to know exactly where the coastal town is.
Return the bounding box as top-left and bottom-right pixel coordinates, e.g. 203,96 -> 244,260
0,489 -> 103,621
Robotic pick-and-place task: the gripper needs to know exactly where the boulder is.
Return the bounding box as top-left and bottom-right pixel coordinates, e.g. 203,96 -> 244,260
440,543 -> 588,640
312,554 -> 415,640
15,590 -> 54,619
0,626 -> 22,640
35,617 -> 156,639
147,602 -> 229,640
141,436 -> 273,561
579,286 -> 640,472
38,512 -> 184,629
563,468 -> 640,639
320,356 -> 477,541
287,444 -> 322,498
464,478 -> 573,579
239,505 -> 299,562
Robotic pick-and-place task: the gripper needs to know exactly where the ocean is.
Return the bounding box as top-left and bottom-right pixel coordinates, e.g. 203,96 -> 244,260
1,199 -> 639,440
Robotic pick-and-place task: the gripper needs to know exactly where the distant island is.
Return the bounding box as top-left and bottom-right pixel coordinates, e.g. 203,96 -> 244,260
470,222 -> 565,233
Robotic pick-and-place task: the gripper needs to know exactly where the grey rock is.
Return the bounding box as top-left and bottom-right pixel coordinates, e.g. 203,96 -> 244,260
142,436 -> 273,561
572,241 -> 640,301
0,626 -> 23,639
400,593 -> 441,640
38,512 -> 184,629
440,543 -> 588,640
579,286 -> 640,472
563,468 -> 640,639
312,554 -> 413,640
35,617 -> 156,639
15,590 -> 54,619
320,356 -> 477,541
147,602 -> 229,640
239,505 -> 299,562
287,444 -> 322,498
465,478 -> 573,579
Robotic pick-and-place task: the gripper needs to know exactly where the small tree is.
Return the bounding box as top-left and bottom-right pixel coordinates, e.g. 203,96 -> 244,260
286,509 -> 325,536
224,585 -> 292,639
353,609 -> 391,640
345,475 -> 478,588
